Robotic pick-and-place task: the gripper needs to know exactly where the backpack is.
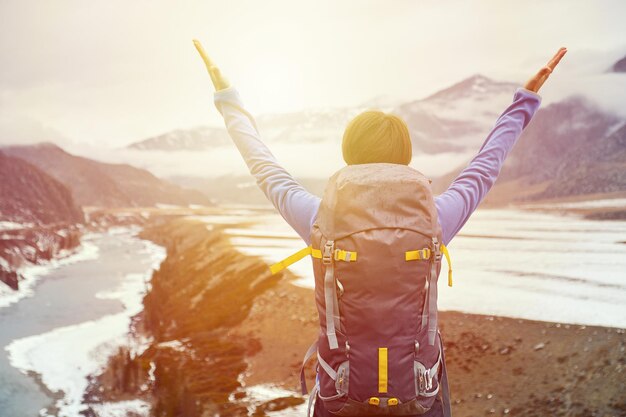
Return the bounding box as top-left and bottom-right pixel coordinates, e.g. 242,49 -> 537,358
269,162 -> 453,416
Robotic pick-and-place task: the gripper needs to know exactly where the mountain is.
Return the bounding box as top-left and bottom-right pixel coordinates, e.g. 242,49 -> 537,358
125,74 -> 520,155
170,174 -> 327,206
127,127 -> 232,151
126,106 -> 361,151
394,74 -> 521,153
610,55 -> 626,73
499,95 -> 625,196
0,151 -> 83,291
123,73 -> 626,205
432,95 -> 626,203
2,143 -> 211,208
0,151 -> 83,225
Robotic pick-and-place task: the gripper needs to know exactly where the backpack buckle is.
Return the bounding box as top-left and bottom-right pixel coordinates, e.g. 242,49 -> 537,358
425,369 -> 433,391
322,241 -> 334,265
432,238 -> 442,262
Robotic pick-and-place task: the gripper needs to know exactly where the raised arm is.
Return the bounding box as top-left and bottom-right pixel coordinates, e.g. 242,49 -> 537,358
435,47 -> 567,245
193,40 -> 320,245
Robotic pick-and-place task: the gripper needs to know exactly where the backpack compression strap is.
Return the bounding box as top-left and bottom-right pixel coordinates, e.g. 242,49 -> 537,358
269,246 -> 320,274
268,244 -> 357,274
406,243 -> 453,287
268,242 -> 357,350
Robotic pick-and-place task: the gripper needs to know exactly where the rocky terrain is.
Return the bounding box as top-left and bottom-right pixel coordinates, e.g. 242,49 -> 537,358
86,216 -> 626,417
0,151 -> 84,290
0,142 -> 217,293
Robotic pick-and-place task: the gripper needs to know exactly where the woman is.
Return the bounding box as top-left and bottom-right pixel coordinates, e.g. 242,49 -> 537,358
194,41 -> 566,416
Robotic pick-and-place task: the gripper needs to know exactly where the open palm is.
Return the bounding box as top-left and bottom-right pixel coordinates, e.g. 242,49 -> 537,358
193,39 -> 230,91
524,47 -> 567,93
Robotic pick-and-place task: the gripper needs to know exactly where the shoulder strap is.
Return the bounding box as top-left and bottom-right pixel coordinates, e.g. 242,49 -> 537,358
300,339 -> 319,395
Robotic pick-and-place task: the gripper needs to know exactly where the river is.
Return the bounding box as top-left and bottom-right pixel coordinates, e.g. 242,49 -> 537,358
0,228 -> 165,417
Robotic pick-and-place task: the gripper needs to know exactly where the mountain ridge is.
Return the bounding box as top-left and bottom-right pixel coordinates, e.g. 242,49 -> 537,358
2,143 -> 212,208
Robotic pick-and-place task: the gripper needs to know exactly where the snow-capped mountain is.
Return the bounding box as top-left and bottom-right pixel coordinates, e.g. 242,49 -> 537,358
128,127 -> 232,151
121,73 -> 625,206
125,74 -> 523,154
432,94 -> 626,204
395,74 -> 521,153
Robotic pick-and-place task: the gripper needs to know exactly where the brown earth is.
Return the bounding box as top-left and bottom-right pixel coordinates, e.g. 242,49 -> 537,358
88,214 -> 626,417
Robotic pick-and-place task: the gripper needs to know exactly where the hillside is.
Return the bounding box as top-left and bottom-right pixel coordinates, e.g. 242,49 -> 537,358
0,151 -> 83,225
610,54 -> 626,72
2,143 -> 212,208
432,95 -> 626,205
395,74 -> 521,153
0,151 -> 83,290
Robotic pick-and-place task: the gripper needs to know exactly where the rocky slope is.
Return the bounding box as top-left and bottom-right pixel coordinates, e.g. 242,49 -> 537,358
0,151 -> 84,290
611,54 -> 626,73
0,151 -> 83,225
432,94 -> 626,208
85,215 -> 283,416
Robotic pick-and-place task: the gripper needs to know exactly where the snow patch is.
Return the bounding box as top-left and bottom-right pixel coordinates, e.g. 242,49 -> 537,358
0,235 -> 101,309
87,400 -> 150,417
0,221 -> 34,231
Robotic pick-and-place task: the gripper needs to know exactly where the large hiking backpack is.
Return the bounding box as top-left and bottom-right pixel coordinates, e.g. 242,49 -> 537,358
269,162 -> 453,416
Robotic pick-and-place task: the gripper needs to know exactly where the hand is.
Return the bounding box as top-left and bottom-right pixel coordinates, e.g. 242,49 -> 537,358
524,47 -> 567,93
193,39 -> 231,91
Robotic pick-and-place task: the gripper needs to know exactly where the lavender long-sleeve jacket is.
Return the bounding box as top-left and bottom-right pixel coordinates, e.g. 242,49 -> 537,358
213,87 -> 542,247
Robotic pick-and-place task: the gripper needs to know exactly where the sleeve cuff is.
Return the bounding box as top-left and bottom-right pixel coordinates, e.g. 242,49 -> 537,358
515,87 -> 542,101
213,85 -> 241,104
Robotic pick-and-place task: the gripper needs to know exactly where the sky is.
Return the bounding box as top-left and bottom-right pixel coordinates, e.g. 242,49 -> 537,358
1,0 -> 625,149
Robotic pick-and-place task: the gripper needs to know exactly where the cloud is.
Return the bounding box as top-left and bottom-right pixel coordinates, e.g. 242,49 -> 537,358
1,0 -> 625,147
0,113 -> 69,146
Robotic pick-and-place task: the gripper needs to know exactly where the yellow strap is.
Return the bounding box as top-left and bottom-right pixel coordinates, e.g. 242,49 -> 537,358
269,245 -> 312,275
335,249 -> 357,262
406,244 -> 453,286
405,248 -> 431,261
441,243 -> 453,287
269,241 -> 449,286
310,247 -> 322,259
269,245 -> 356,274
378,347 -> 388,393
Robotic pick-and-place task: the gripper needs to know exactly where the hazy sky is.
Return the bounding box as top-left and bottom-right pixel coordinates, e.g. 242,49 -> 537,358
1,0 -> 625,148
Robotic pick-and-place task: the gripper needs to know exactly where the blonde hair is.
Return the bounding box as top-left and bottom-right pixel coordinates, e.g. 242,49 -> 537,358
342,110 -> 412,165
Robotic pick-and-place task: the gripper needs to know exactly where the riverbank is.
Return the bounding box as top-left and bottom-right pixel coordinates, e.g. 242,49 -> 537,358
0,228 -> 165,417
0,208 -> 152,309
0,223 -> 83,303
90,214 -> 625,416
